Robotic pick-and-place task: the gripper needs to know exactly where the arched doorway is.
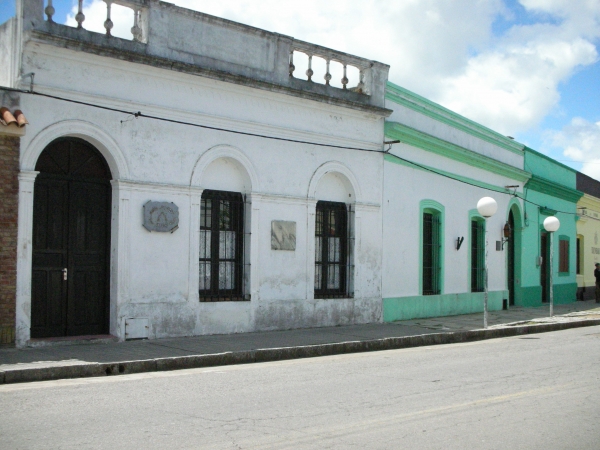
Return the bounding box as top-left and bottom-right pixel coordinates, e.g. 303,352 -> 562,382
507,210 -> 516,306
31,138 -> 112,338
506,203 -> 523,307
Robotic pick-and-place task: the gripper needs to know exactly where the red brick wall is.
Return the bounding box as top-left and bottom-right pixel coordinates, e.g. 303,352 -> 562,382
0,135 -> 19,345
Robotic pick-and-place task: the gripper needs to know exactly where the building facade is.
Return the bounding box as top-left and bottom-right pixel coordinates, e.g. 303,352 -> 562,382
3,0 -> 391,346
0,1 -> 590,347
382,83 -> 530,321
576,172 -> 600,300
516,148 -> 582,306
0,106 -> 26,345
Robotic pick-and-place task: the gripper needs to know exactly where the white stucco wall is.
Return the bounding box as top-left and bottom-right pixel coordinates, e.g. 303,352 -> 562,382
15,40 -> 385,344
382,142 -> 524,299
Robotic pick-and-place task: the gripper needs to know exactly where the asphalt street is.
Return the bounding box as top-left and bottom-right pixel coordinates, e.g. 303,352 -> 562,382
1,326 -> 599,449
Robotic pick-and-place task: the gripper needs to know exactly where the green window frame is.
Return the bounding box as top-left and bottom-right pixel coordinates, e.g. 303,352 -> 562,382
419,200 -> 444,295
471,218 -> 485,292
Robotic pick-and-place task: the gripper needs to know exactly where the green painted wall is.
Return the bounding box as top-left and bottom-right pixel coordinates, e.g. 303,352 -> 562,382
516,148 -> 582,307
383,291 -> 507,322
524,148 -> 577,188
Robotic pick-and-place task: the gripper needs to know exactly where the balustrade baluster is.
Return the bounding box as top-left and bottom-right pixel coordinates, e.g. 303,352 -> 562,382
355,70 -> 365,93
45,0 -> 55,23
341,64 -> 348,90
289,51 -> 295,78
306,55 -> 313,82
75,0 -> 85,29
324,60 -> 332,86
131,8 -> 143,42
104,0 -> 114,36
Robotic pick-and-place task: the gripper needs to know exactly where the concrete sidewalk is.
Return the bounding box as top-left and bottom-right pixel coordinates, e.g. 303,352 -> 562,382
1,300 -> 599,384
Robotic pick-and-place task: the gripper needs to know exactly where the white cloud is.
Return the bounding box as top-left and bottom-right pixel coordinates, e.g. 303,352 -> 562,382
438,37 -> 597,135
548,118 -> 600,181
64,0 -> 599,140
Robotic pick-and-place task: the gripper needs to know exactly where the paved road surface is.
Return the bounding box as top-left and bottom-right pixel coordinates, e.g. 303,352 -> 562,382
1,326 -> 599,449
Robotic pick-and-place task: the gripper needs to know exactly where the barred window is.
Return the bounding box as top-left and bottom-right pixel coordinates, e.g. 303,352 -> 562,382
559,238 -> 569,273
199,190 -> 246,301
423,211 -> 441,295
471,219 -> 485,292
315,201 -> 350,298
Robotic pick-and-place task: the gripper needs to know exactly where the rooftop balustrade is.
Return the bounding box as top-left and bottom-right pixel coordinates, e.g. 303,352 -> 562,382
18,0 -> 389,111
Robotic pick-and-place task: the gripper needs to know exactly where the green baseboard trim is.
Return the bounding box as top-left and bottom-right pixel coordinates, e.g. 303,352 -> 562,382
516,286 -> 542,307
383,291 -> 507,322
515,283 -> 578,307
553,283 -> 578,304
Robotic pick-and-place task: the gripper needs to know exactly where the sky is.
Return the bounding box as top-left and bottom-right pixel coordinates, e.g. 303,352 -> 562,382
1,0 -> 599,180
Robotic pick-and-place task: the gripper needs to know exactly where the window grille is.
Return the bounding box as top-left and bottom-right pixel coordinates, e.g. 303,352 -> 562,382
314,201 -> 353,298
559,239 -> 569,273
471,219 -> 485,292
422,212 -> 441,295
199,189 -> 249,301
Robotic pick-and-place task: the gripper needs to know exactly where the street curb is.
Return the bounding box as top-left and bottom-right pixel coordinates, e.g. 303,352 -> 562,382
2,318 -> 599,385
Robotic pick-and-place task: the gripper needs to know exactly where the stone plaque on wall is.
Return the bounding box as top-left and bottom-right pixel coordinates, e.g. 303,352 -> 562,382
143,201 -> 179,233
271,220 -> 296,251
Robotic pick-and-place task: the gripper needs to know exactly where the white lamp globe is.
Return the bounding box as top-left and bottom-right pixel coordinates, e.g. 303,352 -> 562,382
477,197 -> 498,218
543,216 -> 560,232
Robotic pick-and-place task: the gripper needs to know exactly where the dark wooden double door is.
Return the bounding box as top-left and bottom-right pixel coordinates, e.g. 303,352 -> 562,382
31,138 -> 112,338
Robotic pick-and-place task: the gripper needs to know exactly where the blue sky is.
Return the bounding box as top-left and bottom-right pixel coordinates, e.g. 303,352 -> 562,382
1,0 -> 599,179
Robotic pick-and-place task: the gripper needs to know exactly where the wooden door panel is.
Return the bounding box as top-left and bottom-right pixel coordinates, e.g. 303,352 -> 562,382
31,177 -> 69,338
31,269 -> 66,338
68,270 -> 105,336
67,180 -> 110,335
32,138 -> 111,338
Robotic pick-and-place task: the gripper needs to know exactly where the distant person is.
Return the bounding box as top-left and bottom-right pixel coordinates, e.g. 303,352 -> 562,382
596,263 -> 600,303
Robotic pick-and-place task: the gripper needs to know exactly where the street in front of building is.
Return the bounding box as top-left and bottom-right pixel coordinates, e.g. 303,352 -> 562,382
1,325 -> 598,449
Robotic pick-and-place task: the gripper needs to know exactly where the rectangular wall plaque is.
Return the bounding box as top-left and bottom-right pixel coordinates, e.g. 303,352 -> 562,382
271,220 -> 296,251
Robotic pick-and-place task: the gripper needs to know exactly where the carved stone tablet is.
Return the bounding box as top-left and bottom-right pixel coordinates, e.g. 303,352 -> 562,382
143,201 -> 179,233
271,220 -> 296,251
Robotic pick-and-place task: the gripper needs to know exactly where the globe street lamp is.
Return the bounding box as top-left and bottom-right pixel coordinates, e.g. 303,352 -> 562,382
477,197 -> 498,328
543,216 -> 560,317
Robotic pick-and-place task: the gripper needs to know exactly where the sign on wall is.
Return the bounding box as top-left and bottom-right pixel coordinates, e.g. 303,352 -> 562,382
143,201 -> 179,233
271,220 -> 296,250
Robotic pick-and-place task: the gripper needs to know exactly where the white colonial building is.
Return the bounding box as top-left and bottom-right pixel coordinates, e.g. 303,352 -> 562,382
2,0 -> 390,346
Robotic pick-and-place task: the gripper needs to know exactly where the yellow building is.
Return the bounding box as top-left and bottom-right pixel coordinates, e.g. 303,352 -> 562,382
576,172 -> 600,300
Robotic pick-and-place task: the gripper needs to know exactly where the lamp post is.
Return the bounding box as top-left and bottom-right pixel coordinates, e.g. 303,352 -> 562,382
543,216 -> 560,317
477,197 -> 498,329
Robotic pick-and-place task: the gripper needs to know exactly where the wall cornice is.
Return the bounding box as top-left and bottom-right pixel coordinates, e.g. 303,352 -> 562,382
526,175 -> 584,204
385,82 -> 524,155
385,122 -> 530,183
27,29 -> 392,117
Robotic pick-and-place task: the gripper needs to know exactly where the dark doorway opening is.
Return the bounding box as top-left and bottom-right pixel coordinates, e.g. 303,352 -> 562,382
540,232 -> 549,303
31,138 -> 112,338
507,210 -> 515,306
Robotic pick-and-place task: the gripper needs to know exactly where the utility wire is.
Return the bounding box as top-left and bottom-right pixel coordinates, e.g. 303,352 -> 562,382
3,86 -> 597,221
0,86 -> 383,153
386,153 -> 600,221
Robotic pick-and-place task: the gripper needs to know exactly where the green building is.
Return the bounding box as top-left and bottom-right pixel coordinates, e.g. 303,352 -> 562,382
509,148 -> 583,307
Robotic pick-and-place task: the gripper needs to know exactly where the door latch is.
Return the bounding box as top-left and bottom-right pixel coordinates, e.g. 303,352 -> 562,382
62,268 -> 68,281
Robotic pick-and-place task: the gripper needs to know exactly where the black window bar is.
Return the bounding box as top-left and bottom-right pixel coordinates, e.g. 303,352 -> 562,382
471,219 -> 485,292
199,189 -> 249,302
315,201 -> 353,299
422,212 -> 441,295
